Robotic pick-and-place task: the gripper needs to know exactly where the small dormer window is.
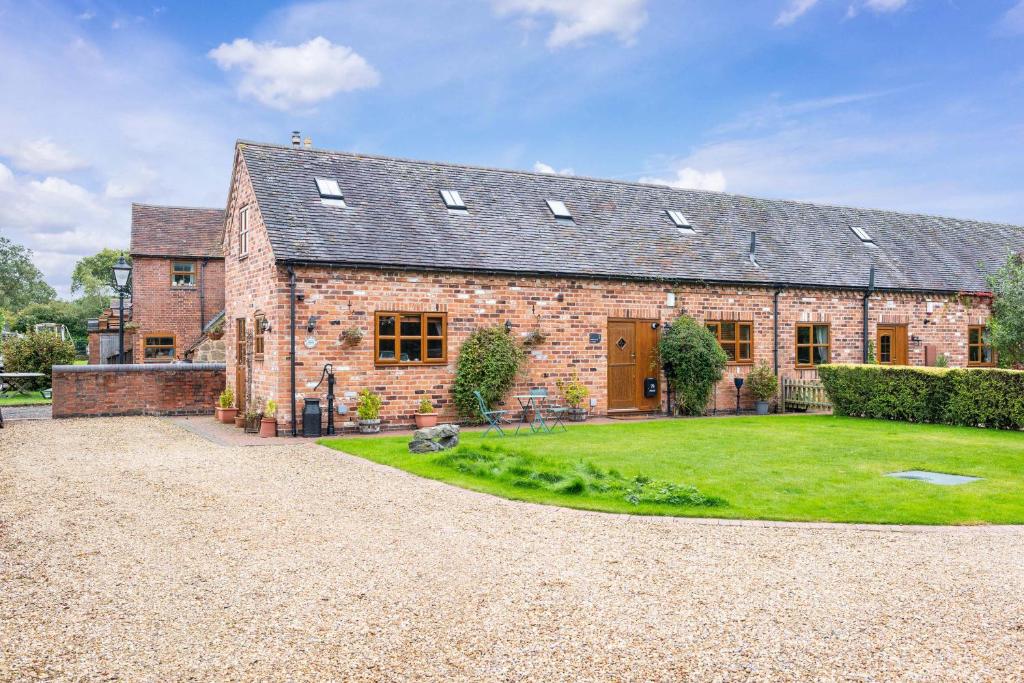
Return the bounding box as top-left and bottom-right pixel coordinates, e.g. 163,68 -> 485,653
851,226 -> 875,244
667,210 -> 695,233
440,190 -> 467,213
315,177 -> 346,207
546,200 -> 572,220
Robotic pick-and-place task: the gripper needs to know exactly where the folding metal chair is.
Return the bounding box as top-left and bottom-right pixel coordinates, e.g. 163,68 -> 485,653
535,387 -> 569,432
474,390 -> 511,437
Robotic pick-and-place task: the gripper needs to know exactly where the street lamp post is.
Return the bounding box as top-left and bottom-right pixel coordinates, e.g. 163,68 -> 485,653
112,255 -> 132,364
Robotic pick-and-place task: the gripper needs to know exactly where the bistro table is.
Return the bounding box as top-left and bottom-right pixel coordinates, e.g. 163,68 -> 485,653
0,372 -> 47,398
513,394 -> 551,435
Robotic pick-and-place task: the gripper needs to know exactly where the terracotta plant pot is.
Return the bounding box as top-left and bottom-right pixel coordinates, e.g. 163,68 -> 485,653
415,413 -> 438,428
259,417 -> 277,438
218,407 -> 238,424
234,414 -> 245,428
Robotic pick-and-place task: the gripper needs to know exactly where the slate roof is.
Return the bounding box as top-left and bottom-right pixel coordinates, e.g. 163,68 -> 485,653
238,141 -> 1024,293
130,204 -> 225,259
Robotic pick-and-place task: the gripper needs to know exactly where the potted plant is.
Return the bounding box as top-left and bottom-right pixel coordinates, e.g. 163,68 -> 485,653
244,398 -> 263,434
556,373 -> 590,421
341,327 -> 364,346
357,389 -> 382,433
415,397 -> 438,428
260,399 -> 278,438
747,361 -> 778,415
216,388 -> 237,424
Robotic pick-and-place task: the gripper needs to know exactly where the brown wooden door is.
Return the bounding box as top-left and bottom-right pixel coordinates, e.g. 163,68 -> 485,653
877,325 -> 908,365
235,318 -> 246,410
607,319 -> 660,412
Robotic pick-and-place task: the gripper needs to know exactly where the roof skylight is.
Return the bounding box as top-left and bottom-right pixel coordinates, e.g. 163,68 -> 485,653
666,210 -> 694,233
440,190 -> 466,211
546,200 -> 572,220
850,226 -> 875,244
315,177 -> 346,207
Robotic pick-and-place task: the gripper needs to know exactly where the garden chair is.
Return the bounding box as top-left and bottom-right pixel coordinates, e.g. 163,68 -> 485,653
533,387 -> 569,432
474,390 -> 511,437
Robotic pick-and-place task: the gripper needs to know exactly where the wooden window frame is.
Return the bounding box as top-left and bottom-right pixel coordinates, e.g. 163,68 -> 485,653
238,206 -> 249,258
967,325 -> 994,367
795,323 -> 831,368
374,311 -> 447,366
143,333 -> 176,363
705,320 -> 754,365
170,260 -> 197,288
254,313 -> 265,359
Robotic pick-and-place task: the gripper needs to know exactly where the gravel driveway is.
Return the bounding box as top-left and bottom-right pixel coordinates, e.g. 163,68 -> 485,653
2,417 -> 1023,681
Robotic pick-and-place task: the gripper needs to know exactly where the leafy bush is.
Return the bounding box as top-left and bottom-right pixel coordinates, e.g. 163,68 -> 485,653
0,332 -> 75,389
357,389 -> 382,421
452,326 -> 526,418
988,253 -> 1024,366
934,353 -> 949,368
218,388 -> 234,408
556,373 -> 590,409
659,315 -> 727,415
265,399 -> 277,418
433,444 -> 725,508
418,397 -> 435,414
746,361 -> 778,402
818,364 -> 1024,429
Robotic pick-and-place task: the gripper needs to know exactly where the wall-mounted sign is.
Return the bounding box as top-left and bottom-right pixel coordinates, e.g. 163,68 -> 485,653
589,333 -> 601,344
304,337 -> 317,349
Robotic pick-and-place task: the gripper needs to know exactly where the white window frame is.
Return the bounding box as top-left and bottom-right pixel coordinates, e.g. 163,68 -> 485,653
238,206 -> 249,257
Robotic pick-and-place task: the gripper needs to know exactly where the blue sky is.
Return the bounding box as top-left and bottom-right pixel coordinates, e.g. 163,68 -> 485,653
1,0 -> 1022,297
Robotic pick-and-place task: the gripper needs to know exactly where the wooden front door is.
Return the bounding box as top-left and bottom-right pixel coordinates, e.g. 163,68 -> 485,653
607,319 -> 660,412
235,318 -> 246,410
877,325 -> 908,365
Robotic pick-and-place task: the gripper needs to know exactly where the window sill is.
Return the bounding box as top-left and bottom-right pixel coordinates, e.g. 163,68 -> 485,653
238,253 -> 248,261
727,361 -> 754,366
374,360 -> 448,368
170,286 -> 197,290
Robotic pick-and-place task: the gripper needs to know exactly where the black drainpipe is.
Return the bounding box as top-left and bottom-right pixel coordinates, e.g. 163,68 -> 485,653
773,287 -> 782,375
199,258 -> 208,333
289,266 -> 298,437
862,266 -> 876,363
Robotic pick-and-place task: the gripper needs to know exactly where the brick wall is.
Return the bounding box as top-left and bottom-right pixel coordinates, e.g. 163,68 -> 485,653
52,364 -> 226,418
130,255 -> 225,363
222,153 -> 994,432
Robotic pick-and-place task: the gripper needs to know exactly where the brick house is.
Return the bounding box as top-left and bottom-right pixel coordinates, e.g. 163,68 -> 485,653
221,139 -> 1022,433
127,204 -> 226,364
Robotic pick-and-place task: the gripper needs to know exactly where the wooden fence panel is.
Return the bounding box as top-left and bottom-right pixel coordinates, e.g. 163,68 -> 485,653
781,377 -> 832,413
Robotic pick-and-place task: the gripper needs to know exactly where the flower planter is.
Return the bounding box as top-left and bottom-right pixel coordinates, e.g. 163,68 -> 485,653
755,400 -> 770,416
358,419 -> 381,434
567,408 -> 588,422
216,406 -> 238,424
244,415 -> 262,434
415,413 -> 438,429
259,417 -> 277,438
234,414 -> 245,428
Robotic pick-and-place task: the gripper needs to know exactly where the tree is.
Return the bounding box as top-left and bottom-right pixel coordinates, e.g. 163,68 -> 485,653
71,249 -> 130,299
659,315 -> 728,415
0,237 -> 56,311
0,332 -> 76,390
12,299 -> 102,352
988,253 -> 1024,366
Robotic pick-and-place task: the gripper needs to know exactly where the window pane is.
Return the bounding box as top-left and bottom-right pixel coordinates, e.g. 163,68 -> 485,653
969,327 -> 979,344
145,346 -> 173,359
813,346 -> 829,365
739,324 -> 751,341
400,315 -> 421,337
426,317 -> 443,337
723,344 -> 736,361
739,343 -> 751,361
969,346 -> 979,363
880,336 -> 891,363
982,346 -> 993,364
719,322 -> 735,341
427,338 -> 443,359
378,339 -> 395,360
982,328 -> 991,344
378,316 -> 395,336
797,326 -> 811,344
814,325 -> 829,345
400,338 -> 422,362
706,323 -> 718,337
797,346 -> 811,365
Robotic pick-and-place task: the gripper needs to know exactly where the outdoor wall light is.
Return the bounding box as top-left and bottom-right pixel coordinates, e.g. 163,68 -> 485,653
733,376 -> 744,415
261,319 -> 272,333
504,320 -> 513,332
306,315 -> 320,333
651,322 -> 661,329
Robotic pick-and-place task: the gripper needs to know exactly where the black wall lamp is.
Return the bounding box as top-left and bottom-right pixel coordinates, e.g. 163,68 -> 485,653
261,318 -> 272,333
306,315 -> 320,333
504,320 -> 513,332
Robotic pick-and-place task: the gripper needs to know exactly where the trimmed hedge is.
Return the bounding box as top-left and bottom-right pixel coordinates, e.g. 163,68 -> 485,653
817,364 -> 1024,429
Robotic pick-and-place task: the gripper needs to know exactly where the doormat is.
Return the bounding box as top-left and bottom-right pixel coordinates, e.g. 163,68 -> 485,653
885,470 -> 981,486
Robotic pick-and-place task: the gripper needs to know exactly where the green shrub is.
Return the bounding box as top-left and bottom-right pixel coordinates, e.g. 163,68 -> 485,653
556,372 -> 590,409
418,397 -> 434,414
452,326 -> 526,418
746,361 -> 778,402
357,389 -> 382,421
1,332 -> 75,389
218,388 -> 234,408
659,315 -> 727,415
818,363 -> 1024,429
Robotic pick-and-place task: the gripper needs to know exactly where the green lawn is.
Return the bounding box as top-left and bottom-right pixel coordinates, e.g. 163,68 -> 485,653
0,394 -> 51,406
320,415 -> 1024,525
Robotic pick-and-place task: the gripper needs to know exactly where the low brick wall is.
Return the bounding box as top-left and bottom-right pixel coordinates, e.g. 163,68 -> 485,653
52,363 -> 225,418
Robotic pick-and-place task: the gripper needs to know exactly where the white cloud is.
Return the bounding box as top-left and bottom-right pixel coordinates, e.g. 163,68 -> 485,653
1002,1 -> 1024,35
2,137 -> 86,173
494,0 -> 648,48
639,166 -> 727,192
777,0 -> 908,26
209,36 -> 380,110
533,161 -> 574,175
